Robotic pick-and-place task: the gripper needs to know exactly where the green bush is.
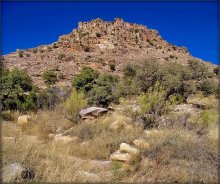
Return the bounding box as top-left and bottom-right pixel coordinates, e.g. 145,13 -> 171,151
87,74 -> 117,106
42,70 -> 58,86
18,50 -> 24,58
63,89 -> 87,122
72,67 -> 99,91
137,82 -> 167,117
0,68 -> 37,111
199,79 -> 217,96
187,60 -> 210,80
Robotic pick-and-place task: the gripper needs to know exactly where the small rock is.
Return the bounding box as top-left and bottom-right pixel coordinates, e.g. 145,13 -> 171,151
133,139 -> 150,149
2,163 -> 34,182
17,115 -> 31,127
119,143 -> 140,155
110,150 -> 131,162
48,133 -> 55,139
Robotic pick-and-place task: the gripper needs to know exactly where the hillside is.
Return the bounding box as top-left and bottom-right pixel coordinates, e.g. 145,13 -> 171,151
3,18 -> 214,87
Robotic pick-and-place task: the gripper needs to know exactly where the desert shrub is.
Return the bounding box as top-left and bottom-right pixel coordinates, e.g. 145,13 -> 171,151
199,79 -> 217,96
202,109 -> 218,128
42,70 -> 58,86
137,82 -> 167,117
0,68 -> 37,111
87,74 -> 117,106
58,73 -> 65,79
110,64 -> 116,71
18,50 -> 24,57
37,86 -> 70,110
213,66 -> 220,75
72,67 -> 99,91
83,46 -> 91,52
63,89 -> 87,122
96,32 -> 101,37
58,53 -> 66,60
187,60 -> 210,80
123,64 -> 136,77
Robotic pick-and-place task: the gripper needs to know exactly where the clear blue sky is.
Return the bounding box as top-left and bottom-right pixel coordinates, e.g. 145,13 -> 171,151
2,1 -> 219,64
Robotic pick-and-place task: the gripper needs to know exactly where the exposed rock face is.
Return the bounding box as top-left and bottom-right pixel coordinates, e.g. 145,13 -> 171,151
3,17 -> 209,87
2,163 -> 34,182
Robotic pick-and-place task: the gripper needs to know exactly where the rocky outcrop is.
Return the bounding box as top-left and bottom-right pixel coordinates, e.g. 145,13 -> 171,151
3,18 -> 201,87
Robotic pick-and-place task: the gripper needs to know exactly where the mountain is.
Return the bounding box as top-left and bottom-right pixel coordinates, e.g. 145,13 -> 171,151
2,18 -> 215,86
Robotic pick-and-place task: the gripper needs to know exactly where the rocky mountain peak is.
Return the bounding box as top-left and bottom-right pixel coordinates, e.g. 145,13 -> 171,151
3,18 -> 206,87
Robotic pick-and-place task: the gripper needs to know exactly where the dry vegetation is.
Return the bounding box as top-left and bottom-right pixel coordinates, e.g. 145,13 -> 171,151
1,95 -> 219,183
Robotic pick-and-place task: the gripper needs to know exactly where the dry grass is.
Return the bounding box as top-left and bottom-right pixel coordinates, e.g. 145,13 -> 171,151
1,101 -> 219,183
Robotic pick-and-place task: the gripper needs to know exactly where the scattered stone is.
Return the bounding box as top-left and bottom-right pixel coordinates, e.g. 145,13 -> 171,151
17,115 -> 31,126
110,150 -> 131,162
133,139 -> 150,149
79,107 -> 108,119
119,143 -> 140,155
2,163 -> 34,182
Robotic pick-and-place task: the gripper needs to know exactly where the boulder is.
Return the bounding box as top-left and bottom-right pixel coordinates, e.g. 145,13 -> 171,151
110,150 -> 131,162
119,143 -> 140,155
54,134 -> 78,144
2,163 -> 34,182
17,115 -> 31,127
133,139 -> 150,149
79,107 -> 108,119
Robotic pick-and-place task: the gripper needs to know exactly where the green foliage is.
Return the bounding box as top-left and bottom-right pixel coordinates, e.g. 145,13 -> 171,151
137,82 -> 167,117
42,70 -> 58,86
87,74 -> 117,106
18,50 -> 24,58
202,109 -> 218,128
199,79 -> 217,96
63,89 -> 87,122
187,60 -> 210,80
0,68 -> 37,111
123,64 -> 136,77
72,67 -> 99,91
